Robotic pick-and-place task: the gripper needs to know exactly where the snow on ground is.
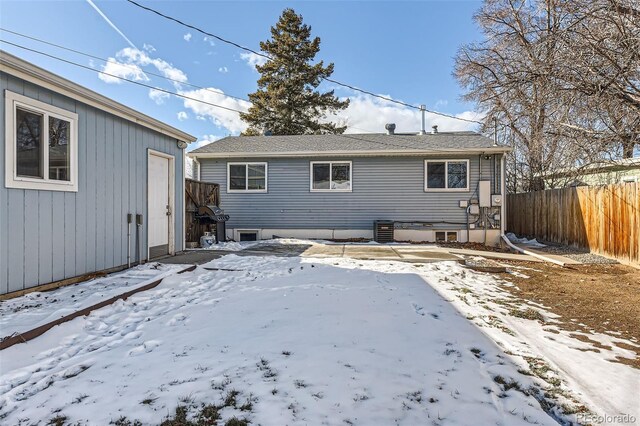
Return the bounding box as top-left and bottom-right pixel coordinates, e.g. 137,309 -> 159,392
420,261 -> 640,422
0,256 -> 560,425
0,263 -> 187,339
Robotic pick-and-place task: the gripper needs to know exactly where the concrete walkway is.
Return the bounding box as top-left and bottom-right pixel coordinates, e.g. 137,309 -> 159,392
161,243 -> 547,265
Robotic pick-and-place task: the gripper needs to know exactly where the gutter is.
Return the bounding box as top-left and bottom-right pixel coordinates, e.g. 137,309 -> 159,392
500,154 -> 566,266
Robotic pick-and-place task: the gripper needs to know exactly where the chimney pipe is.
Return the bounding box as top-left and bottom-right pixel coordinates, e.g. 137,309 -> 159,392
419,105 -> 426,135
432,125 -> 438,134
385,123 -> 396,135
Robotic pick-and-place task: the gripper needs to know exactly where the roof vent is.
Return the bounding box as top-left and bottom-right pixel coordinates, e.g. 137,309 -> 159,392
385,123 -> 396,135
431,125 -> 438,134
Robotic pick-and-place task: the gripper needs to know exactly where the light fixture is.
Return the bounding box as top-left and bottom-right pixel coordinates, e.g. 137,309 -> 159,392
177,140 -> 188,149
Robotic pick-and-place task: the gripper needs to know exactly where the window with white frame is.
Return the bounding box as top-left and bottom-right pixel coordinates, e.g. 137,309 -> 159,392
435,231 -> 458,242
425,160 -> 469,191
310,161 -> 352,191
5,91 -> 78,191
227,162 -> 267,192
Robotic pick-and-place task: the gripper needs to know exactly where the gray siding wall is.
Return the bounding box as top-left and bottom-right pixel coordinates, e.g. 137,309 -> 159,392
199,154 -> 499,231
0,73 -> 184,294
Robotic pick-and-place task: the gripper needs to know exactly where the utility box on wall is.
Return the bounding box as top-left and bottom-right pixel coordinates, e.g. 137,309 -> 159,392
479,181 -> 491,207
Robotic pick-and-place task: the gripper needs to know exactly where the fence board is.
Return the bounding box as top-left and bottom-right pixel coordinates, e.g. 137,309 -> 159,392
184,179 -> 220,244
507,183 -> 639,265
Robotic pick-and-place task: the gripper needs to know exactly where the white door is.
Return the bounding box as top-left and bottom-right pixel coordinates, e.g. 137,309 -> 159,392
148,153 -> 171,258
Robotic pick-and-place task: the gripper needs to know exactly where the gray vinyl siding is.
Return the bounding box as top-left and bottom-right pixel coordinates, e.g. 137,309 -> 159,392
199,155 -> 499,231
0,73 -> 184,294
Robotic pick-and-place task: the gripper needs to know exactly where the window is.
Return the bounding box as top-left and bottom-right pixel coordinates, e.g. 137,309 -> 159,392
227,162 -> 267,192
310,161 -> 352,191
5,91 -> 78,191
435,231 -> 458,242
425,160 -> 469,191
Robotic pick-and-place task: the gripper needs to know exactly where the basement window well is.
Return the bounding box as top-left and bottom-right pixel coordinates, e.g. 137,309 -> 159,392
435,231 -> 458,242
238,231 -> 258,242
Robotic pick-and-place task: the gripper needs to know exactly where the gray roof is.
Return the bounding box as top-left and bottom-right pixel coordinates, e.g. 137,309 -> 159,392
189,132 -> 510,157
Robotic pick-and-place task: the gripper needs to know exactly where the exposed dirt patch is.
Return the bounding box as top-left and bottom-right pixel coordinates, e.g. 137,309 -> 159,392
498,261 -> 640,368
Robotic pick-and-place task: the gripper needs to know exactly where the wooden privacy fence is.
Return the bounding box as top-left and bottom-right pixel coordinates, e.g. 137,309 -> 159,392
185,178 -> 220,245
507,183 -> 639,265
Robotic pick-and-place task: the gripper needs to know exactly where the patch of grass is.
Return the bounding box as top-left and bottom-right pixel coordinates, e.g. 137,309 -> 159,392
281,350 -> 291,356
406,391 -> 422,403
196,404 -> 221,423
212,377 -> 232,391
72,394 -> 89,404
509,307 -> 545,322
160,405 -> 190,426
470,348 -> 482,358
270,388 -> 278,395
293,379 -> 308,388
110,417 -> 142,426
223,389 -> 240,407
48,416 -> 68,426
140,397 -> 157,406
225,418 -> 249,426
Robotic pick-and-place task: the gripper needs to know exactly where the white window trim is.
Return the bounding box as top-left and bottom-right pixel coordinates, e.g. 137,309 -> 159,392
310,161 -> 353,192
424,159 -> 470,192
226,162 -> 268,193
5,90 -> 78,192
435,230 -> 459,242
235,229 -> 261,241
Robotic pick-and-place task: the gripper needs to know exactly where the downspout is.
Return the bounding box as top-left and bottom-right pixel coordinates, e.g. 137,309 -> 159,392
499,153 -> 566,266
193,156 -> 201,181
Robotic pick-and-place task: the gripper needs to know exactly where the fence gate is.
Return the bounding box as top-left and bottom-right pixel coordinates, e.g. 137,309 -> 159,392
185,178 -> 220,246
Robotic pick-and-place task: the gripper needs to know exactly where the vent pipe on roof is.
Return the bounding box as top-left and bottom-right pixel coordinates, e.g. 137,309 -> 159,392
385,123 -> 396,135
419,105 -> 427,135
432,125 -> 438,134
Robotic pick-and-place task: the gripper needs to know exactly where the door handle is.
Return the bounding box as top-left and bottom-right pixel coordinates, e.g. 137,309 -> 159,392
166,204 -> 172,216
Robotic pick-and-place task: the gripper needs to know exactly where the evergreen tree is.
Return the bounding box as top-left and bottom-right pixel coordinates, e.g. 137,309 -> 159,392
240,9 -> 349,135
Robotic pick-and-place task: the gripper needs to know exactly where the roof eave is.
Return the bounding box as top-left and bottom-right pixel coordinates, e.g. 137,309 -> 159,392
0,50 -> 197,143
188,146 -> 512,158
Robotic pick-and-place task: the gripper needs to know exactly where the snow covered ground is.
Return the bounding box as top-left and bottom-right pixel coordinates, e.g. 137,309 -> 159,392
0,263 -> 187,339
0,253 -> 637,425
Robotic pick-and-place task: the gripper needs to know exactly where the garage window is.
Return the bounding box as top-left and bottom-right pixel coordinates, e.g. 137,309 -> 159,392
5,91 -> 78,192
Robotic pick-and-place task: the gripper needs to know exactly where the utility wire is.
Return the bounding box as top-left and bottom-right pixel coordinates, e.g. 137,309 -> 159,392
0,39 -> 248,114
124,0 -> 484,125
0,27 -> 251,105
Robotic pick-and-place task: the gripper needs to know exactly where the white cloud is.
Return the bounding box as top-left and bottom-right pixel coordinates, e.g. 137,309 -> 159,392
218,66 -> 228,73
329,95 -> 481,134
203,36 -> 215,46
149,88 -> 170,105
240,52 -> 268,69
183,32 -> 192,42
178,87 -> 250,134
187,134 -> 223,152
143,43 -> 156,53
177,111 -> 189,121
98,58 -> 148,84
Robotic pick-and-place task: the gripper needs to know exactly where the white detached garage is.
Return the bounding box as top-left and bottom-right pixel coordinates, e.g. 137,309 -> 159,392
0,51 -> 196,296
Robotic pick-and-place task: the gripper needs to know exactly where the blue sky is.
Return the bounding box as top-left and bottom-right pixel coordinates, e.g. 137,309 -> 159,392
0,0 -> 484,149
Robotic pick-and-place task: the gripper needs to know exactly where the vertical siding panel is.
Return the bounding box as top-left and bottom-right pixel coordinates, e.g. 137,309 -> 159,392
38,191 -> 53,285
23,191 -> 39,287
95,111 -> 106,270
0,73 -> 9,292
64,191 -> 76,278
85,107 -> 97,273
75,103 -> 88,275
51,192 -> 65,281
7,191 -> 25,292
113,119 -> 122,265
104,115 -> 115,268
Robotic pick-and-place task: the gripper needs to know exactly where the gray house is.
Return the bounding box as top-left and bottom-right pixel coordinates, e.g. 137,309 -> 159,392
1,51 -> 196,296
188,130 -> 510,245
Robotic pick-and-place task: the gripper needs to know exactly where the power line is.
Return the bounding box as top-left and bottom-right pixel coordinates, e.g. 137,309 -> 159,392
0,27 -> 252,105
2,40 -> 499,153
124,0 -> 484,126
0,39 -> 249,114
